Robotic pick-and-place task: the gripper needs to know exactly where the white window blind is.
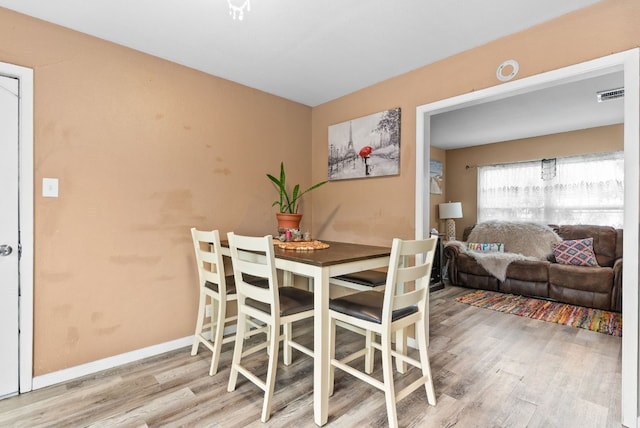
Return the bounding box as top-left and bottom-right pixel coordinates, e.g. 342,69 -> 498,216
477,151 -> 624,228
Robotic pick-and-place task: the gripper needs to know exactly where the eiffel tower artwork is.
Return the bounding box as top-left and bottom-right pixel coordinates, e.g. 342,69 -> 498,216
328,107 -> 400,181
344,121 -> 357,161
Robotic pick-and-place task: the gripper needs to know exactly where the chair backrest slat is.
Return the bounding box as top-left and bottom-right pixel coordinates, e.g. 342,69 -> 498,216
383,237 -> 438,320
392,288 -> 425,310
227,232 -> 279,317
191,228 -> 229,294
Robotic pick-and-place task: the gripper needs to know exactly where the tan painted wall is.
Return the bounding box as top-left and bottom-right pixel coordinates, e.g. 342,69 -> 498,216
446,125 -> 624,238
0,8 -> 313,375
1,0 -> 638,376
310,0 -> 639,246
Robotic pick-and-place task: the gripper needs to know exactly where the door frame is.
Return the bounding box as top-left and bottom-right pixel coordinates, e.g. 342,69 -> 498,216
415,49 -> 639,427
1,61 -> 34,394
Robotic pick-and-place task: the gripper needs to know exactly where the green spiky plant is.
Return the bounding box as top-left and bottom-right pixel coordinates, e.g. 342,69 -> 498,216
267,162 -> 328,214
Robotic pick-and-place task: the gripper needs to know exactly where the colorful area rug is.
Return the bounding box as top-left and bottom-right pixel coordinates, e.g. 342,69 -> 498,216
456,290 -> 622,337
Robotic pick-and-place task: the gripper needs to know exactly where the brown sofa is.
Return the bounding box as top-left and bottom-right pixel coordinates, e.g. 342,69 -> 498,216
444,224 -> 623,312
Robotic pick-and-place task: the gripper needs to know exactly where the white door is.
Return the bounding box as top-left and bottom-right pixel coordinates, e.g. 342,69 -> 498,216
0,74 -> 20,398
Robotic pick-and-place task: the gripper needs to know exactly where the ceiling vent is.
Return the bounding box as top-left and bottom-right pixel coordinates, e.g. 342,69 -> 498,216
597,87 -> 625,102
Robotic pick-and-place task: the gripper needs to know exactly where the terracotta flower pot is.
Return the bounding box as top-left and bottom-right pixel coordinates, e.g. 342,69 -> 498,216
276,213 -> 302,232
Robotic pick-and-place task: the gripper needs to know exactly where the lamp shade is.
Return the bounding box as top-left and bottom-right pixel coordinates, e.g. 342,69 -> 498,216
438,202 -> 463,219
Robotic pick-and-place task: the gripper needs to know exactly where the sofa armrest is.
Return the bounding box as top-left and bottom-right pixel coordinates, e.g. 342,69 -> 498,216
611,258 -> 623,312
443,242 -> 463,258
443,242 -> 464,284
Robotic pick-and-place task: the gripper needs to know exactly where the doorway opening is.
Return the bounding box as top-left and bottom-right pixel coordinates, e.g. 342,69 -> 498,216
415,49 -> 639,427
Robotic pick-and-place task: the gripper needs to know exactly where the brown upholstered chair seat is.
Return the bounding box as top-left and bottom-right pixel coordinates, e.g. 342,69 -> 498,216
247,287 -> 314,317
333,270 -> 387,287
329,290 -> 417,324
205,274 -> 269,294
205,275 -> 236,294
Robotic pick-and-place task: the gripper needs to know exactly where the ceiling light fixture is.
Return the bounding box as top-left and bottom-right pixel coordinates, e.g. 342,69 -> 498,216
228,0 -> 250,21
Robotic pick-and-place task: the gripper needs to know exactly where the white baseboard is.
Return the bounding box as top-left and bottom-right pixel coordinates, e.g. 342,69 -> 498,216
32,335 -> 194,390
31,329 -> 420,391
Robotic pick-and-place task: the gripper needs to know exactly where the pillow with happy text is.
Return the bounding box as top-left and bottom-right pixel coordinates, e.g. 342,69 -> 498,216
467,242 -> 504,253
552,237 -> 599,267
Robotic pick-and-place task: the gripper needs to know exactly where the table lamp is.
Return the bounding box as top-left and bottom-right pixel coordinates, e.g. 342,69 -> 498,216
439,202 -> 463,241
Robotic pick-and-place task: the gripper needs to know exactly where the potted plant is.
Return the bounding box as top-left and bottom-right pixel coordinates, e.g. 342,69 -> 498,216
267,162 -> 328,231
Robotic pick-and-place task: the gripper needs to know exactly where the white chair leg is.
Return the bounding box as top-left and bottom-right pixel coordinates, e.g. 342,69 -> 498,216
395,328 -> 407,374
261,322 -> 280,423
364,329 -> 375,374
283,322 -> 292,365
209,298 -> 226,375
191,292 -> 207,356
227,312 -> 246,392
416,320 -> 436,405
282,271 -> 293,286
381,331 -> 399,428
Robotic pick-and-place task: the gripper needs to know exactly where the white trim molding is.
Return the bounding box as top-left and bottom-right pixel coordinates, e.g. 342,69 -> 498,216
416,48 -> 639,428
0,61 -> 34,394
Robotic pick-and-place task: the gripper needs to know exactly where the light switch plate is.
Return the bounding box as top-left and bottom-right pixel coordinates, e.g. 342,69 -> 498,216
43,178 -> 59,198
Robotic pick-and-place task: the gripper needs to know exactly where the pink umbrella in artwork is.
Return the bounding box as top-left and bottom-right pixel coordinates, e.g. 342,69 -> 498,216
359,146 -> 372,158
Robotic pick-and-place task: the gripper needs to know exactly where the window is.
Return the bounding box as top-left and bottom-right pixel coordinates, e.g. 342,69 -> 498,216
477,151 -> 624,227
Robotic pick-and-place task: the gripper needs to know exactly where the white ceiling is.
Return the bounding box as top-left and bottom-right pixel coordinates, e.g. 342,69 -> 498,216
0,0 -> 603,107
431,71 -> 625,149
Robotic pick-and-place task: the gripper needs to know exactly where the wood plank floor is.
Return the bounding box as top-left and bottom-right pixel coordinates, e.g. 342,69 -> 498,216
0,285 -> 622,427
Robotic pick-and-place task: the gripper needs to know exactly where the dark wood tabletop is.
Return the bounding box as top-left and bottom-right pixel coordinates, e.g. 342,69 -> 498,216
272,240 -> 391,267
221,239 -> 391,267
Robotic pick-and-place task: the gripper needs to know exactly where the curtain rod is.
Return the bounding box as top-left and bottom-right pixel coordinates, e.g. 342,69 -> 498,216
464,150 -> 622,171
466,157 -> 556,170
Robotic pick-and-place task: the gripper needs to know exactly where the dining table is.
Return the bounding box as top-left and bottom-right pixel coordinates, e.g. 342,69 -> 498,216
221,238 -> 391,426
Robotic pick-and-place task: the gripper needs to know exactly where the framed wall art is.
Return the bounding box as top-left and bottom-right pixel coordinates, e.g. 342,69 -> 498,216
328,107 -> 400,181
430,160 -> 443,194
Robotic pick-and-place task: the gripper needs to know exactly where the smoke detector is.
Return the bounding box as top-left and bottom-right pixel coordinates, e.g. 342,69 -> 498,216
597,87 -> 624,102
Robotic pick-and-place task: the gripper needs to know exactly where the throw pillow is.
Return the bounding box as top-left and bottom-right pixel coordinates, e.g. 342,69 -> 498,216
552,238 -> 599,267
467,242 -> 504,253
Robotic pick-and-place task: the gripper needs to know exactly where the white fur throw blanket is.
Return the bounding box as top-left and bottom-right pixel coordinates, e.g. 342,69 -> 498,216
447,222 -> 562,281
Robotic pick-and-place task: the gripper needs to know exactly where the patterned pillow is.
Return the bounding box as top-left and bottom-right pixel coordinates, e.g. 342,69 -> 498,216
552,238 -> 599,266
467,242 -> 504,253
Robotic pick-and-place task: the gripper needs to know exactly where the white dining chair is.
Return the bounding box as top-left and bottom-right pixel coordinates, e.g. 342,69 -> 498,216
226,232 -> 315,423
327,237 -> 438,428
190,228 -> 239,376
190,228 -> 267,375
